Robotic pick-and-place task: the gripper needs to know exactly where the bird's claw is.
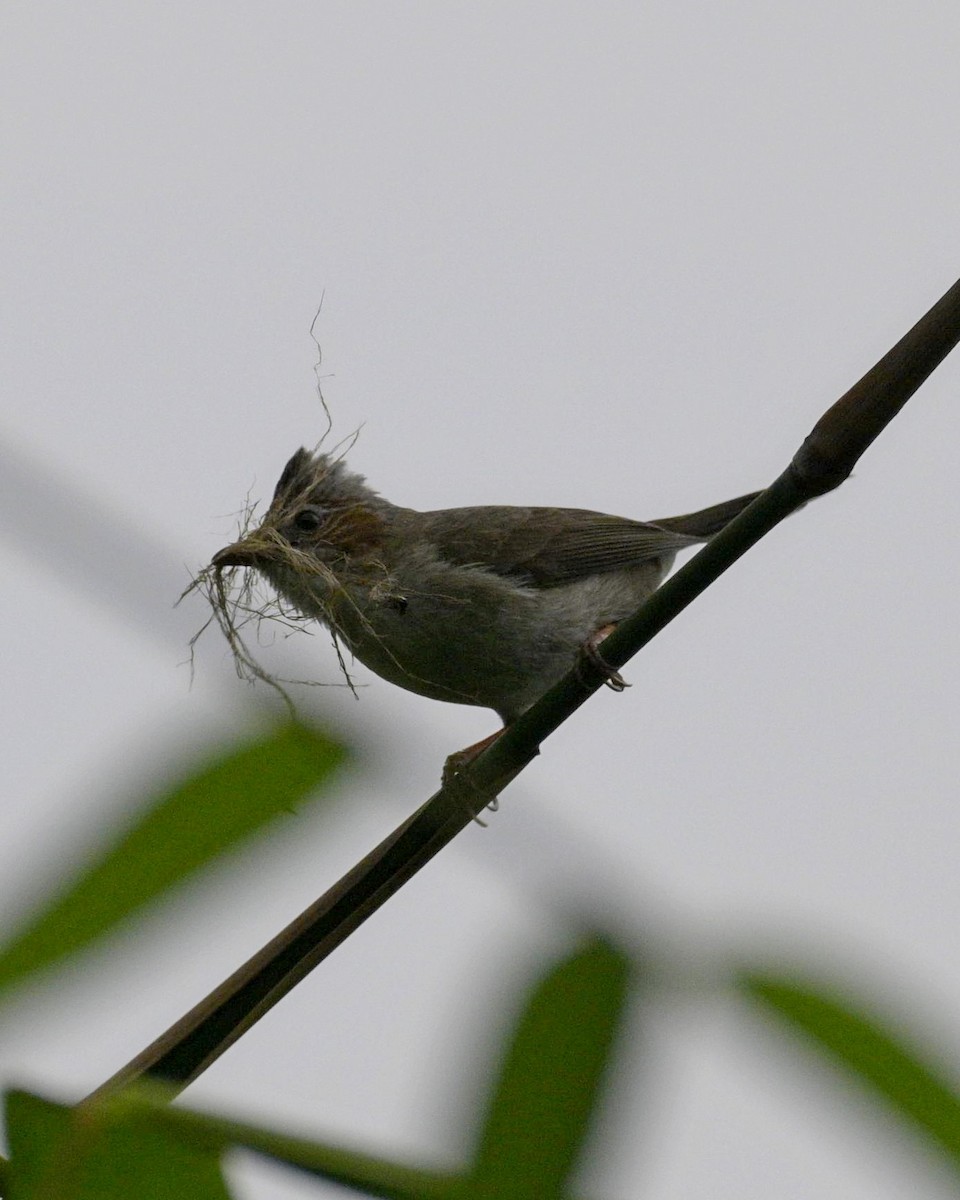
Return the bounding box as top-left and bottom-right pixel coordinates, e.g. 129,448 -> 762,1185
443,732 -> 504,824
577,625 -> 631,692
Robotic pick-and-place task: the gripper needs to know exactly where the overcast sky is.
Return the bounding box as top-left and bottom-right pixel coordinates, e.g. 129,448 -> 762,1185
3,4 -> 960,1198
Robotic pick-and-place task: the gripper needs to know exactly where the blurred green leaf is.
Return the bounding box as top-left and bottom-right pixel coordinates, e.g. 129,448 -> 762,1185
2,1091 -> 65,1200
742,972 -> 960,1170
96,1084 -> 460,1200
0,720 -> 347,999
4,1090 -> 229,1200
4,1084 -> 459,1200
466,938 -> 630,1199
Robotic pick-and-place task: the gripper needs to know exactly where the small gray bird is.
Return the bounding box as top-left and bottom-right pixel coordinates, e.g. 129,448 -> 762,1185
213,449 -> 758,731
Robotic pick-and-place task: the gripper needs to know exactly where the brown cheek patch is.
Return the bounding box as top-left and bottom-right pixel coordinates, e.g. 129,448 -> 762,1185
322,507 -> 386,555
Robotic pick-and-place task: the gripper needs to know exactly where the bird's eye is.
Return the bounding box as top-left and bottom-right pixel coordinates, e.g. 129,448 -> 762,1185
292,507 -> 325,533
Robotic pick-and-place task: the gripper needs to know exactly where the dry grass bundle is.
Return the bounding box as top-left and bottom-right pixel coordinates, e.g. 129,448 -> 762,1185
180,464 -> 361,709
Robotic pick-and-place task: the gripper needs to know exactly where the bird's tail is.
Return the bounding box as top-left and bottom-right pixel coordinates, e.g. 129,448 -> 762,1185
652,491 -> 762,539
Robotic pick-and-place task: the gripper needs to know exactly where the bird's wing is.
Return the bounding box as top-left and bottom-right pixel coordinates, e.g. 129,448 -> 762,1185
416,506 -> 706,588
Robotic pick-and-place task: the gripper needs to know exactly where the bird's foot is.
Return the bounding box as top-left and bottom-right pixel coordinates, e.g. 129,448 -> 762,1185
443,730 -> 504,825
577,624 -> 630,692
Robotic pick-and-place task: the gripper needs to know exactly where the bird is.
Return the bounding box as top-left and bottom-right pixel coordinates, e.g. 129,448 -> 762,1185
212,448 -> 759,741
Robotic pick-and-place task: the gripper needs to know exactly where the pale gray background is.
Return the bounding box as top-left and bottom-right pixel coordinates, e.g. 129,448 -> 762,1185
3,4 -> 960,1198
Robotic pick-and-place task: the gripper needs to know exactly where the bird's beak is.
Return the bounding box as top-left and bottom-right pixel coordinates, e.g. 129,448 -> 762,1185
212,540 -> 259,569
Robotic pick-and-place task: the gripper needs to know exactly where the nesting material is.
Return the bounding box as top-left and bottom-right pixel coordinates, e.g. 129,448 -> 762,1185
181,485 -> 358,706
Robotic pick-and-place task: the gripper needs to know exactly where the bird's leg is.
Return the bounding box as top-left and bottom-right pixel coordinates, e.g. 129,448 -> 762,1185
577,623 -> 630,692
444,728 -> 504,775
442,729 -> 511,823
443,728 -> 503,787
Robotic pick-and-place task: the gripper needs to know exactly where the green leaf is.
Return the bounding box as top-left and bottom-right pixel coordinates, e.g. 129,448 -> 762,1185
0,720 -> 347,999
741,971 -> 960,1170
122,1086 -> 460,1200
4,1090 -> 230,1200
3,1092 -> 67,1200
5,1085 -> 461,1200
466,938 -> 630,1199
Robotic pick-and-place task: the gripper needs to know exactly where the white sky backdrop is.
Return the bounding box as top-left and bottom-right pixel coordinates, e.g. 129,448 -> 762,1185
3,4 -> 960,1198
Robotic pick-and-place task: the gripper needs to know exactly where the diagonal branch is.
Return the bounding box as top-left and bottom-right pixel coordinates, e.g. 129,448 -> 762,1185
87,272 -> 960,1103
